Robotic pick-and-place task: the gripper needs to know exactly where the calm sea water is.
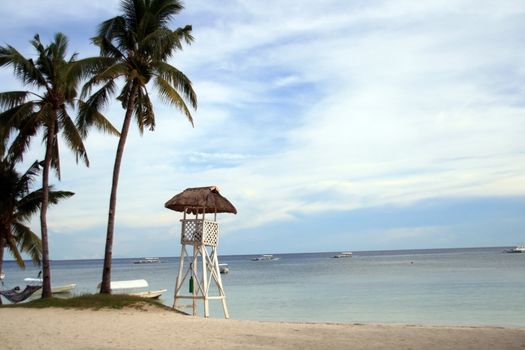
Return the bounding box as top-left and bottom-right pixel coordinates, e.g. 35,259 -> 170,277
2,247 -> 524,327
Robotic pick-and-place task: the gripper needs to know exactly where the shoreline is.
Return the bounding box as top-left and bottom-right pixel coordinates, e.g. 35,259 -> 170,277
1,308 -> 524,350
0,245 -> 515,264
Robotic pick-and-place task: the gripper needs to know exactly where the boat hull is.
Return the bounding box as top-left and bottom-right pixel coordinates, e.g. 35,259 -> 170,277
133,258 -> 161,264
130,289 -> 167,299
333,252 -> 353,258
506,245 -> 525,253
252,255 -> 280,261
32,284 -> 77,297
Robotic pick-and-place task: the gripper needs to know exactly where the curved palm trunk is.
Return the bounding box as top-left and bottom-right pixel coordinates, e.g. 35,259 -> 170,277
100,87 -> 138,294
40,120 -> 56,299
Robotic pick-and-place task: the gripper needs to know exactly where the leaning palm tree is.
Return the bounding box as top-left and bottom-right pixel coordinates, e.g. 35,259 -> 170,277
0,33 -> 117,298
0,158 -> 73,305
82,0 -> 197,294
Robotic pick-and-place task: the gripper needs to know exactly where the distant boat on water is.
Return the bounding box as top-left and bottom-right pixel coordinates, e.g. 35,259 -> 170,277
251,254 -> 280,261
0,272 -> 4,281
219,263 -> 230,274
133,257 -> 161,264
506,244 -> 525,253
333,252 -> 353,258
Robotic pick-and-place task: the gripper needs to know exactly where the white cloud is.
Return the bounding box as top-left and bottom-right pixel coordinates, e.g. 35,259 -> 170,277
2,0 -> 525,257
1,0 -> 116,24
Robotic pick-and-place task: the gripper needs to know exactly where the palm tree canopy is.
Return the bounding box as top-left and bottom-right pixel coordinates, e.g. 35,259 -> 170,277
0,33 -> 118,178
0,158 -> 73,268
82,0 -> 197,133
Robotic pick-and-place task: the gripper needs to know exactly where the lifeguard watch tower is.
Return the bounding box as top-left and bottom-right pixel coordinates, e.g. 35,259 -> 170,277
164,186 -> 237,318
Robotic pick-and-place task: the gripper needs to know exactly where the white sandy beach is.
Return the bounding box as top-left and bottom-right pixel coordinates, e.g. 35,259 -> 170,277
1,307 -> 524,350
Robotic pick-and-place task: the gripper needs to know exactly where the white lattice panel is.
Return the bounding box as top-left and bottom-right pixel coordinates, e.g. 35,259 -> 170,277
181,219 -> 219,247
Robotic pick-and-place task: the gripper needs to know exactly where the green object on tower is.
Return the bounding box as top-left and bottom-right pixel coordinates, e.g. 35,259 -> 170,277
189,275 -> 194,293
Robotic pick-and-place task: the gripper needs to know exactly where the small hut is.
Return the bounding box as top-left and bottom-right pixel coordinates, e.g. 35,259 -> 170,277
165,186 -> 237,318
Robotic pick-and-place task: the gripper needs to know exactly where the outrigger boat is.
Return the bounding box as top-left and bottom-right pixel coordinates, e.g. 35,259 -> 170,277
133,257 -> 161,264
24,278 -> 76,295
251,254 -> 280,261
332,252 -> 353,258
100,279 -> 167,299
219,263 -> 230,274
506,244 -> 525,253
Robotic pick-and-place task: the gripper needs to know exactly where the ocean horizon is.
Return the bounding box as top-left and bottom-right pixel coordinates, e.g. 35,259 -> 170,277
2,246 -> 524,327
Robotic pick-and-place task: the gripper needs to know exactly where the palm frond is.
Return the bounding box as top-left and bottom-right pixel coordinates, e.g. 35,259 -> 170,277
47,187 -> 75,204
31,34 -> 53,85
60,110 -> 89,167
0,101 -> 39,159
0,44 -> 47,87
154,75 -> 193,126
0,158 -> 17,208
50,131 -> 61,180
16,186 -> 74,223
140,28 -> 180,61
155,62 -> 197,109
117,80 -> 134,109
0,91 -> 32,110
80,63 -> 127,99
14,190 -> 42,222
123,0 -> 142,32
68,56 -> 116,87
147,1 -> 185,38
18,160 -> 41,193
77,100 -> 119,137
0,101 -> 39,129
6,130 -> 35,164
30,34 -> 45,57
174,24 -> 194,46
94,16 -> 128,58
133,87 -> 155,133
5,235 -> 25,268
12,222 -> 42,266
50,33 -> 70,62
5,110 -> 41,163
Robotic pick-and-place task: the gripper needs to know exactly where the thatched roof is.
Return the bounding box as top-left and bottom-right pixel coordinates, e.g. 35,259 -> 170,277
164,186 -> 237,214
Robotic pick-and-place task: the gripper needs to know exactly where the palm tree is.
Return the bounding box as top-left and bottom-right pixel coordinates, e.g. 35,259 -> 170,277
83,0 -> 197,294
0,33 -> 117,298
0,158 -> 73,305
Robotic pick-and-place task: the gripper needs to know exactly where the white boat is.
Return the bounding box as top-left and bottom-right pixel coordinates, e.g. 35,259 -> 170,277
50,283 -> 77,294
99,279 -> 167,299
133,257 -> 161,264
333,252 -> 353,258
506,244 -> 525,253
24,278 -> 77,295
0,272 -> 4,280
219,263 -> 230,274
251,254 -> 280,261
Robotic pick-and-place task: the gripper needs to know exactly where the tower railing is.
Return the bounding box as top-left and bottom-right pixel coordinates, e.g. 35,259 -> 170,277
180,219 -> 219,247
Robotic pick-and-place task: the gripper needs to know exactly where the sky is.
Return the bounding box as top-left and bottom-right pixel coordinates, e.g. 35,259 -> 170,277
1,0 -> 524,259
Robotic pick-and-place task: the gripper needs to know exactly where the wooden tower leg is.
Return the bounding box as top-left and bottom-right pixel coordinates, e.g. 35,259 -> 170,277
191,245 -> 198,316
201,245 -> 209,318
173,244 -> 187,309
211,246 -> 229,319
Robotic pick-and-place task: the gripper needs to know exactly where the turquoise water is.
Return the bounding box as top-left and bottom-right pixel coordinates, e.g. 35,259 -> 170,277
2,247 -> 524,327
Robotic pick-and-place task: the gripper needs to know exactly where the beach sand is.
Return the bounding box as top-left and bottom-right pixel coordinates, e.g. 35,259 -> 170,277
1,307 -> 524,350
